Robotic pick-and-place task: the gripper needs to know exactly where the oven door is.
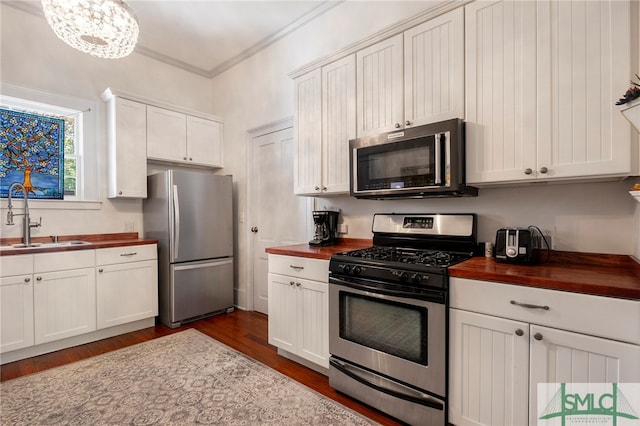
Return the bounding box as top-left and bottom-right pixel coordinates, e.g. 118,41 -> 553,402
328,275 -> 446,397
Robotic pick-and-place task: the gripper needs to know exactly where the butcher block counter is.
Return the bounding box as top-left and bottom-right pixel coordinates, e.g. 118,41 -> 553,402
267,241 -> 640,301
0,232 -> 157,256
265,238 -> 373,260
449,251 -> 640,300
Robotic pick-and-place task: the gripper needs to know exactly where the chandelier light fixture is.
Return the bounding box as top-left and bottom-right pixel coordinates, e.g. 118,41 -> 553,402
41,0 -> 139,59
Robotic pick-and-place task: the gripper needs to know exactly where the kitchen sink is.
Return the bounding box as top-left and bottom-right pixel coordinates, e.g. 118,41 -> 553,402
1,240 -> 92,249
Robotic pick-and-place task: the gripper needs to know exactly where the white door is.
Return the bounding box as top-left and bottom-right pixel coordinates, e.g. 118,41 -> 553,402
449,309 -> 530,426
250,124 -> 312,314
529,324 -> 640,426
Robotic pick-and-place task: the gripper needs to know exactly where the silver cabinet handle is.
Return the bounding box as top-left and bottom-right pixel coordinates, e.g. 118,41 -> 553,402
321,186 -> 327,191
24,277 -> 31,283
515,329 -> 524,336
394,123 -> 401,128
314,186 -> 320,191
534,333 -> 543,341
524,168 -> 533,175
540,166 -> 549,174
289,265 -> 304,271
36,276 -> 42,281
289,281 -> 295,286
405,120 -> 412,126
98,268 -> 104,273
120,252 -> 137,257
510,300 -> 550,310
296,282 -> 301,287
251,226 -> 258,233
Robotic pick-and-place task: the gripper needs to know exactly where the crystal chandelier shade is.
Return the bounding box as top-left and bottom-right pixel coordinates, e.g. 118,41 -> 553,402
41,0 -> 139,59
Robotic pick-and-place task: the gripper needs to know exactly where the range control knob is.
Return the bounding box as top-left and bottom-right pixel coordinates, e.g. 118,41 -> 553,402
353,266 -> 362,275
412,274 -> 423,284
399,272 -> 409,282
340,264 -> 351,274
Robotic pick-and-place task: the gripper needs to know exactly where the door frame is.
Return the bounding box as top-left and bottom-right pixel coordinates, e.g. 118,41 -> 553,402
245,117 -> 312,311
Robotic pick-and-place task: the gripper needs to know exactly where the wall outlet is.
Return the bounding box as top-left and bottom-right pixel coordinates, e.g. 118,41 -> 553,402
542,229 -> 553,250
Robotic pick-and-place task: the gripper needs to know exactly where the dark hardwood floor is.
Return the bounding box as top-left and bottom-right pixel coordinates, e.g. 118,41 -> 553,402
0,310 -> 403,425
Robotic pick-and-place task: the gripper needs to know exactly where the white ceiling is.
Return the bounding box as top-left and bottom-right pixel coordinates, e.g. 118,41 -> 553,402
6,0 -> 341,78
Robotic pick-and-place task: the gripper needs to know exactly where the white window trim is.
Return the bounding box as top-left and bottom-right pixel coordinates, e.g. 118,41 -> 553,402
0,82 -> 101,210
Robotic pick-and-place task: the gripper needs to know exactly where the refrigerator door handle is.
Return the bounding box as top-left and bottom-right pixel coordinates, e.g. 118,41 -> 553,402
172,184 -> 180,259
173,258 -> 233,271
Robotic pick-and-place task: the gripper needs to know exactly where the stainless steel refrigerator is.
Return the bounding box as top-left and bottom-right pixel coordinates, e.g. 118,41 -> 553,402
143,170 -> 234,328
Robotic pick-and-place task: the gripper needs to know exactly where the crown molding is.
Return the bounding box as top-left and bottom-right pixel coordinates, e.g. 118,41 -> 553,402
4,0 -> 342,79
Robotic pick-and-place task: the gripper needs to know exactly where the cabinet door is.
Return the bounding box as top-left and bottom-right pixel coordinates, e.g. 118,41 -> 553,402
186,116 -> 223,167
356,34 -> 404,137
536,0 -> 631,180
465,0 -> 538,184
322,55 -> 355,195
294,69 -> 323,195
297,277 -> 329,368
96,260 -> 158,329
147,105 -> 187,162
449,309 -> 529,426
0,275 -> 34,353
529,325 -> 640,426
108,97 -> 147,198
267,273 -> 297,353
404,7 -> 464,127
33,268 -> 96,344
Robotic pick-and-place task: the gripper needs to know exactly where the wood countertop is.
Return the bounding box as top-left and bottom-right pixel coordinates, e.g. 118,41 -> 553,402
449,252 -> 640,300
0,232 -> 157,256
265,238 -> 373,260
267,242 -> 640,301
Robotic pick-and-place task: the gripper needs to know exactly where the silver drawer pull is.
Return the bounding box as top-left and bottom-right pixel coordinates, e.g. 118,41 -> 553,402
289,265 -> 304,271
120,252 -> 137,257
510,300 -> 550,310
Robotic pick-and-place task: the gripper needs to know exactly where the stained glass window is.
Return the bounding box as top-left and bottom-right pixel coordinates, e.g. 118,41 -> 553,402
0,108 -> 65,199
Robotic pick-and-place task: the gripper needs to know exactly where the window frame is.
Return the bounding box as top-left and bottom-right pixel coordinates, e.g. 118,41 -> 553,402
0,83 -> 101,210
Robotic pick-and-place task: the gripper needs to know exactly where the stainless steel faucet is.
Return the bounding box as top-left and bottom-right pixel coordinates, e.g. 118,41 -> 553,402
6,182 -> 41,247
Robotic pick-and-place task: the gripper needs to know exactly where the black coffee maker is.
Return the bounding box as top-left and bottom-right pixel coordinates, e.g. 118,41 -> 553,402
309,210 -> 339,246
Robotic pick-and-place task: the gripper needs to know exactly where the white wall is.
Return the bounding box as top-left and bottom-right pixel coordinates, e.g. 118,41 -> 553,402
208,1 -> 640,308
0,4 -> 214,240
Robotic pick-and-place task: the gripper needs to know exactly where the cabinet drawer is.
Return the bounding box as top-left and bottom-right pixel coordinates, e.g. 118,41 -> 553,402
34,250 -> 95,273
450,278 -> 640,345
96,244 -> 157,265
0,254 -> 33,276
268,254 -> 329,282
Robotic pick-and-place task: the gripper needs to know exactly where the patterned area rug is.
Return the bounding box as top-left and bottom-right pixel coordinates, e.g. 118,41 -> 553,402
0,329 -> 377,425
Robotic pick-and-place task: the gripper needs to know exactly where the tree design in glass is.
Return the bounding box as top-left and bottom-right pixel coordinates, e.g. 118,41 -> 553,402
0,109 -> 65,199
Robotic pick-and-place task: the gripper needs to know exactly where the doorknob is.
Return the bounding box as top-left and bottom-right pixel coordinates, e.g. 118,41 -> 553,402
251,226 -> 258,233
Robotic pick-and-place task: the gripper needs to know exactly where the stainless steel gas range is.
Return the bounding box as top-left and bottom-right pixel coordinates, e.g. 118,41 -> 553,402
328,213 -> 477,425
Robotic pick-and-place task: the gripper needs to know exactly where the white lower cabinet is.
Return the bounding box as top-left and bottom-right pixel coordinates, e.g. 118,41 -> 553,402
449,278 -> 640,426
96,245 -> 158,329
33,251 -> 96,345
267,255 -> 329,369
0,255 -> 34,353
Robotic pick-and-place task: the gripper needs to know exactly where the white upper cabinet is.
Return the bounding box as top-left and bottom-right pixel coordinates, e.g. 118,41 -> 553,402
294,55 -> 356,196
105,97 -> 148,199
356,8 -> 464,137
322,55 -> 356,195
146,106 -> 188,162
187,116 -> 223,168
404,7 -> 464,127
466,0 -> 632,185
147,106 -> 223,168
356,34 -> 404,137
294,68 -> 323,195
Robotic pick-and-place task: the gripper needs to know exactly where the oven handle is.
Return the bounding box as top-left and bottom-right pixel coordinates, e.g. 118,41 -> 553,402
329,275 -> 445,303
330,358 -> 444,411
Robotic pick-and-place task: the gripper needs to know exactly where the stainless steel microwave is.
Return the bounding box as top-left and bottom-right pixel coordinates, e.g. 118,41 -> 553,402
349,119 -> 477,199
